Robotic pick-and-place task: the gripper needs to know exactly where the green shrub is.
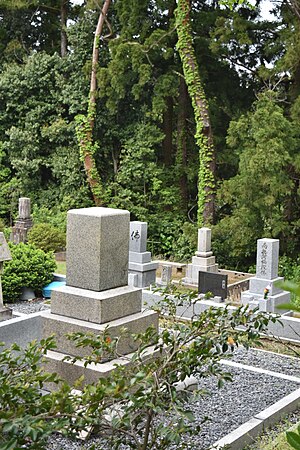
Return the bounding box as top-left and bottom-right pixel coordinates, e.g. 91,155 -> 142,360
2,243 -> 56,303
0,287 -> 276,449
171,222 -> 198,262
27,223 -> 66,253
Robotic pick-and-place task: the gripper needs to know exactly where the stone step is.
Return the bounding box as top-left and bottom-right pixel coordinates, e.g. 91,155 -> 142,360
44,342 -> 160,387
42,309 -> 158,358
51,284 -> 142,324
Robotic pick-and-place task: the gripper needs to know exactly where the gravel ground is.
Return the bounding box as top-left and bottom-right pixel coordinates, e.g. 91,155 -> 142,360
230,346 -> 300,378
6,301 -> 300,449
46,367 -> 300,450
10,299 -> 50,314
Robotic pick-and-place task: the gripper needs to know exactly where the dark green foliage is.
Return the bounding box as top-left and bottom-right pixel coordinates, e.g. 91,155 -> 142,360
287,426 -> 300,450
27,223 -> 66,253
0,337 -> 79,450
171,222 -> 198,262
2,243 -> 56,303
0,288 -> 276,449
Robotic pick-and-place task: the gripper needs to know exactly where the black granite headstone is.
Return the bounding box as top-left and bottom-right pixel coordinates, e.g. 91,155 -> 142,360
198,271 -> 228,300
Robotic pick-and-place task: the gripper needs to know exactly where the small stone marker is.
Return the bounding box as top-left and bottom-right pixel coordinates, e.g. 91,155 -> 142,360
0,233 -> 12,321
241,238 -> 290,313
128,221 -> 158,288
183,227 -> 218,286
161,265 -> 172,285
11,197 -> 33,244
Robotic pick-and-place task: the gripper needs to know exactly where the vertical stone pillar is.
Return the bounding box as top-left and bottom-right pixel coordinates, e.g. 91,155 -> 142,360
0,233 -> 12,321
241,238 -> 290,313
11,197 -> 33,244
128,221 -> 158,288
183,227 -> 218,285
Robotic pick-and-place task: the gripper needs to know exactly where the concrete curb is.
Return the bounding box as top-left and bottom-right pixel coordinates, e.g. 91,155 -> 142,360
211,387 -> 300,449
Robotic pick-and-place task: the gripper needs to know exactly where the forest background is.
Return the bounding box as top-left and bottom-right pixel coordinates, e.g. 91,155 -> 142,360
0,0 -> 299,276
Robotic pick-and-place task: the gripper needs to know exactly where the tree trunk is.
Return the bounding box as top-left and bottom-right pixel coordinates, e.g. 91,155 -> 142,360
60,0 -> 68,57
76,0 -> 111,206
162,96 -> 174,166
176,76 -> 188,211
175,0 -> 215,226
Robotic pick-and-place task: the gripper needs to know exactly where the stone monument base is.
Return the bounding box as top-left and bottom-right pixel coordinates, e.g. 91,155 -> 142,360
128,261 -> 158,288
241,290 -> 290,313
0,306 -> 12,321
183,260 -> 218,286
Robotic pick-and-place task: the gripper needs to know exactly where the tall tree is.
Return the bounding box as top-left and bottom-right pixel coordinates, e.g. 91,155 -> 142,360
76,0 -> 111,206
175,0 -> 215,226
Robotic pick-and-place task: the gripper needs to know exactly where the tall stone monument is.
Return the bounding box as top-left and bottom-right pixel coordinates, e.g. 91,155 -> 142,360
241,238 -> 290,313
0,233 -> 12,321
11,197 -> 33,244
128,221 -> 158,288
183,227 -> 218,286
42,208 -> 158,385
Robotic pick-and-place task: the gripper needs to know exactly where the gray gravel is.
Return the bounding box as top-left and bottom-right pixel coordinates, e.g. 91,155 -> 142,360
6,301 -> 300,449
10,299 -> 50,314
230,346 -> 300,378
45,366 -> 300,450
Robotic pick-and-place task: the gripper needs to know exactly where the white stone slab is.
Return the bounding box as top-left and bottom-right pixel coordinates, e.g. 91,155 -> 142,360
129,221 -> 147,253
256,238 -> 279,280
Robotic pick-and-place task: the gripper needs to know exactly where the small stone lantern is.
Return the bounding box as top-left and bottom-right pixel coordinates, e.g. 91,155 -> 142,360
0,233 -> 12,321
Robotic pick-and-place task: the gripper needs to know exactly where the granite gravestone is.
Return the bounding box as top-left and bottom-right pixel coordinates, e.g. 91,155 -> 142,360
183,227 -> 218,285
241,238 -> 290,313
128,221 -> 158,288
43,207 -> 158,386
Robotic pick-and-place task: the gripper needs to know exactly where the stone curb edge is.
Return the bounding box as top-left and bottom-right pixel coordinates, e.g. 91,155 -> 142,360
211,387 -> 300,450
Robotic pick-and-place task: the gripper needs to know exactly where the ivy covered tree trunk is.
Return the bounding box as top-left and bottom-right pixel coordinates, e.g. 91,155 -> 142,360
176,76 -> 189,211
60,0 -> 68,57
76,0 -> 111,206
175,0 -> 215,226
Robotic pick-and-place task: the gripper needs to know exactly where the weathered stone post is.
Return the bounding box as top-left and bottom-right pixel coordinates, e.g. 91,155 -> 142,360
11,197 -> 33,244
0,233 -> 12,321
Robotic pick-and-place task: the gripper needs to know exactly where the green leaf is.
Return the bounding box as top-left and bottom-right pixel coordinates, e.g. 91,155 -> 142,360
287,431 -> 300,450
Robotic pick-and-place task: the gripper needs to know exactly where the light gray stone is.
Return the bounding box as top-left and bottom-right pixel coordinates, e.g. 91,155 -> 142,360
197,227 -> 212,254
44,343 -> 161,387
0,233 -> 11,262
42,309 -> 158,358
129,261 -> 158,272
18,197 -> 31,219
129,221 -> 147,253
0,307 -> 12,321
129,251 -> 151,264
51,284 -> 142,324
161,265 -> 172,285
249,277 -> 284,295
191,255 -> 216,266
256,238 -> 279,280
128,273 -> 138,287
129,270 -> 156,288
66,207 -> 129,291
